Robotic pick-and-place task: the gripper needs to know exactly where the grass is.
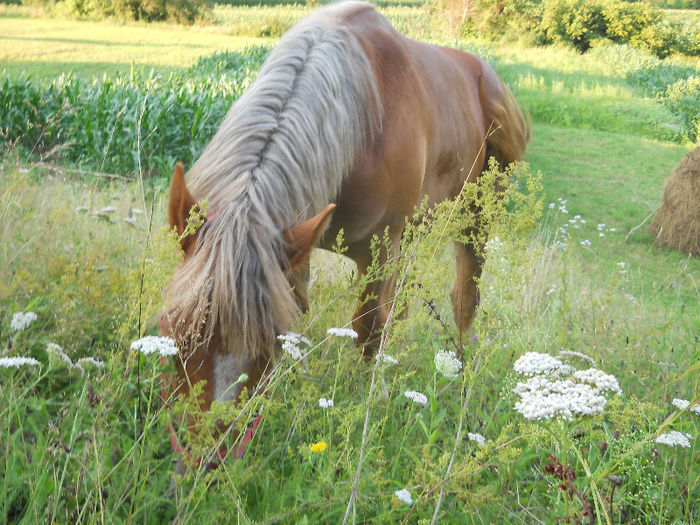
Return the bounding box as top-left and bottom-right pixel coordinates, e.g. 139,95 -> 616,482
1,3 -> 699,523
0,9 -> 267,80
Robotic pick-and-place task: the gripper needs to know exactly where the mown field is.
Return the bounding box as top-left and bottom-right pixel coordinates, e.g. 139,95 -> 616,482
1,2 -> 698,523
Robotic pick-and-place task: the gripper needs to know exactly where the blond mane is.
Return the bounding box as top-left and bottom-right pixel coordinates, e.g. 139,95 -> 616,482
166,2 -> 381,360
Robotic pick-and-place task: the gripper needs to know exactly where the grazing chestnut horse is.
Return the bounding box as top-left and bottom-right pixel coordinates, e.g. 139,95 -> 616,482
161,1 -> 529,418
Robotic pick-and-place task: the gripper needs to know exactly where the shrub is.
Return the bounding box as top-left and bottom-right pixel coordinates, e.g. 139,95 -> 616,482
451,0 -> 698,58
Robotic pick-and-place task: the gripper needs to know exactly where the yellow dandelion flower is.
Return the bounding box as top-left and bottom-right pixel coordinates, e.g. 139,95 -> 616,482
311,441 -> 328,453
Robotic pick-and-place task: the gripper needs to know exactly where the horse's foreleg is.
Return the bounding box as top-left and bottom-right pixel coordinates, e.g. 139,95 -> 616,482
350,231 -> 402,358
451,240 -> 483,333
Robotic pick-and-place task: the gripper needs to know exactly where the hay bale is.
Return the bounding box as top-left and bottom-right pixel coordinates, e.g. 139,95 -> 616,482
648,146 -> 700,256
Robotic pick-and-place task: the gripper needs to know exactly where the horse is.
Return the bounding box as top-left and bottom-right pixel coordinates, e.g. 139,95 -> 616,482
160,0 -> 529,446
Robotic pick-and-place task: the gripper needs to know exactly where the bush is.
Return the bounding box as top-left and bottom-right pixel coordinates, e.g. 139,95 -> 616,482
453,0 -> 698,58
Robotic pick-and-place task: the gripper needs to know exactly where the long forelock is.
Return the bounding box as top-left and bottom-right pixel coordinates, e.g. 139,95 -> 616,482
166,5 -> 380,361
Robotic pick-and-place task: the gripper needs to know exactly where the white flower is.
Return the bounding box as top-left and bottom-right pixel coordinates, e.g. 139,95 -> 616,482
467,432 -> 486,446
0,357 -> 41,368
75,357 -> 105,370
485,236 -> 503,253
318,397 -> 334,408
404,390 -> 428,406
278,332 -> 310,360
394,489 -> 412,505
434,349 -> 462,378
580,239 -> 591,246
558,350 -> 596,365
93,206 -> 116,214
327,327 -> 358,339
573,368 -> 622,394
46,343 -> 74,368
513,377 -> 607,420
377,354 -> 399,365
513,352 -> 566,376
11,311 -> 38,332
654,431 -> 692,448
130,336 -> 178,357
123,217 -> 145,230
672,398 -> 700,415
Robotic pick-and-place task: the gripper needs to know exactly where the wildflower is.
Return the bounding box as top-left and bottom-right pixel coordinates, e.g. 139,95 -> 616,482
11,311 -> 37,332
394,489 -> 412,505
278,331 -> 311,360
0,357 -> 41,368
485,236 -> 503,253
573,368 -> 622,394
672,398 -> 700,415
377,354 -> 399,365
580,239 -> 591,246
513,377 -> 607,420
404,390 -> 428,406
46,343 -> 74,368
327,327 -> 358,339
654,431 -> 692,448
467,432 -> 486,446
549,202 -> 555,209
434,349 -> 462,378
94,206 -> 117,215
558,350 -> 596,365
123,217 -> 145,230
311,441 -> 328,453
130,336 -> 178,357
318,397 -> 334,408
513,352 -> 566,376
75,357 -> 105,371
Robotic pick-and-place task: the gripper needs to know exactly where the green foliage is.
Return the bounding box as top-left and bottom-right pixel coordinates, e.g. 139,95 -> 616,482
26,0 -> 210,23
0,46 -> 269,177
453,0 -> 699,58
1,133 -> 698,521
588,43 -> 700,141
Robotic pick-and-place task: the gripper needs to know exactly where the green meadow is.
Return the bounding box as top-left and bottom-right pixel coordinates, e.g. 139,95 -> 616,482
1,2 -> 698,523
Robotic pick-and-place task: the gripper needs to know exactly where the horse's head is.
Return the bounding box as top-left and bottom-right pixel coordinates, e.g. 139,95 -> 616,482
160,163 -> 335,410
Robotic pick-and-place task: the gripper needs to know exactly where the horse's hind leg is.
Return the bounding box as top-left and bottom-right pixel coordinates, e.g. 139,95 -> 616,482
451,240 -> 483,334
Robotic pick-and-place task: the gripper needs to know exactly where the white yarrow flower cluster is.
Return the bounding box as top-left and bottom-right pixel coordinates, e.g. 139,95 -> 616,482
654,431 -> 692,448
46,343 -> 74,368
513,352 -> 567,376
327,327 -> 358,339
0,356 -> 41,368
513,377 -> 607,420
130,336 -> 178,357
672,398 -> 700,415
434,349 -> 462,378
573,368 -> 622,394
11,311 -> 38,332
558,350 -> 596,365
318,397 -> 334,408
278,332 -> 311,360
377,353 -> 399,365
394,489 -> 412,505
404,390 -> 428,406
467,432 -> 486,446
46,343 -> 104,373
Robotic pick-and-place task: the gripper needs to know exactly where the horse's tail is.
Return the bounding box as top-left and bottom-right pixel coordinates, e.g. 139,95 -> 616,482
479,60 -> 531,168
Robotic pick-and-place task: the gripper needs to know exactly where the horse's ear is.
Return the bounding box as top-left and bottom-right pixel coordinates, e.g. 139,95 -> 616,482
283,204 -> 336,270
168,162 -> 197,252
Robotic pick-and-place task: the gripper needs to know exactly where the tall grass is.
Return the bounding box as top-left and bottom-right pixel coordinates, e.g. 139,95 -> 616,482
1,156 -> 697,522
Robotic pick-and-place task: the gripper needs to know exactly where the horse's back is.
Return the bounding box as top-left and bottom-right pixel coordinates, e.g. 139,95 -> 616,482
325,4 -> 495,245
